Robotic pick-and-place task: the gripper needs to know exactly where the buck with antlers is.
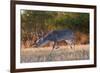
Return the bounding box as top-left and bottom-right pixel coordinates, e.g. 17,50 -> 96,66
34,29 -> 75,50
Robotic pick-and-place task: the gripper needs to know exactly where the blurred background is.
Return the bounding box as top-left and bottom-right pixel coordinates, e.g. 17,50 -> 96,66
21,10 -> 89,48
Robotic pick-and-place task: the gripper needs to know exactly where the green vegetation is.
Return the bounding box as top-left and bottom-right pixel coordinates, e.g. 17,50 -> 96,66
21,10 -> 89,33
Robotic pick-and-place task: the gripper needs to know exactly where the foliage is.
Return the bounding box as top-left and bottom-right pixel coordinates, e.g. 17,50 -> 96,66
21,10 -> 89,33
21,10 -> 89,48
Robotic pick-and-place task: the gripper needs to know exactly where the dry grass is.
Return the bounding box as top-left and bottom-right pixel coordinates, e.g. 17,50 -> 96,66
21,44 -> 89,63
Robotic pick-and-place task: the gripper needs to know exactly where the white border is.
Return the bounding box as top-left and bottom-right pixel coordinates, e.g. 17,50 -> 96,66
16,4 -> 94,69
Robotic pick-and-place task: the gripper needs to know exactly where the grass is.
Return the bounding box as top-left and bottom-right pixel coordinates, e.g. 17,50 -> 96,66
20,44 -> 89,63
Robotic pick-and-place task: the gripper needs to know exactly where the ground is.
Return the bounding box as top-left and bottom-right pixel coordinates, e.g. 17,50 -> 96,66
21,44 -> 89,63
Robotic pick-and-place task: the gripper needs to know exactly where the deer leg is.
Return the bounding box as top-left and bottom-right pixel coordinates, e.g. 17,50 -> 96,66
72,40 -> 75,49
69,40 -> 75,49
46,41 -> 56,60
55,42 -> 60,49
69,41 -> 73,49
65,40 -> 69,48
52,41 -> 56,49
65,40 -> 73,49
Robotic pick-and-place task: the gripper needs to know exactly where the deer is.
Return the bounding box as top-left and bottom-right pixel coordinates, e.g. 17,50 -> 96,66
35,29 -> 75,49
34,29 -> 75,59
